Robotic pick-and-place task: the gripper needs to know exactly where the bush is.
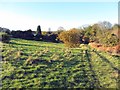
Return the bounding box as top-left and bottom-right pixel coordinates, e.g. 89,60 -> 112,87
0,33 -> 11,43
99,32 -> 119,47
82,36 -> 90,44
11,30 -> 34,40
58,28 -> 81,47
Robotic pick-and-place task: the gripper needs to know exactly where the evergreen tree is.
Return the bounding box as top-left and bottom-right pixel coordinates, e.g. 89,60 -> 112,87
35,25 -> 42,41
37,25 -> 41,35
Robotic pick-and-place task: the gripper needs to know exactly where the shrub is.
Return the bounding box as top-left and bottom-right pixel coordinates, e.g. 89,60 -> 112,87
58,28 -> 81,48
0,33 -> 10,43
82,36 -> 90,44
35,25 -> 42,41
11,30 -> 34,40
99,32 -> 119,47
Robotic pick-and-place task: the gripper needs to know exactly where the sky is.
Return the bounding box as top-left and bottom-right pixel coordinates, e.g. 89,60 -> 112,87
0,1 -> 118,31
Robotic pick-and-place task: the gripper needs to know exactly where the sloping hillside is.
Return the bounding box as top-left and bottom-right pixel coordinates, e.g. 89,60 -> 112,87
1,38 -> 119,88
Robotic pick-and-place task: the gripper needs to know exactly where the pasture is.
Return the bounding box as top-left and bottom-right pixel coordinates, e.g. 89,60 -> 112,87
1,38 -> 119,88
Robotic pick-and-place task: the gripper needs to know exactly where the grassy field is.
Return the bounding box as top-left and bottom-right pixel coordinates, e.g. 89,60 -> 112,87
1,38 -> 120,88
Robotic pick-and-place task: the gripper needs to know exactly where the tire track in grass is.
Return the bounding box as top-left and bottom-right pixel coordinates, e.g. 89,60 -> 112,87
72,49 -> 98,88
59,49 -> 83,88
93,51 -> 119,71
73,49 -> 90,88
93,50 -> 119,88
61,49 -> 90,88
79,51 -> 90,88
85,50 -> 101,88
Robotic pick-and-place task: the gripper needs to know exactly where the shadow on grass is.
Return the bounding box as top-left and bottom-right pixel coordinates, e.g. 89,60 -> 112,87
85,50 -> 102,88
93,50 -> 120,72
64,50 -> 102,88
9,42 -> 63,49
9,42 -> 43,47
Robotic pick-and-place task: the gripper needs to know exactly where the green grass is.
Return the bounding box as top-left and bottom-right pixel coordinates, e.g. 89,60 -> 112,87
1,38 -> 120,88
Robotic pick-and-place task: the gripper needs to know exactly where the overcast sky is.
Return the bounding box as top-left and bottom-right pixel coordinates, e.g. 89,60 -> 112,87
0,1 -> 118,31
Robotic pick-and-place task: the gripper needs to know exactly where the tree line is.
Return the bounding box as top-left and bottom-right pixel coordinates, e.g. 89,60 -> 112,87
0,21 -> 120,48
58,22 -> 120,47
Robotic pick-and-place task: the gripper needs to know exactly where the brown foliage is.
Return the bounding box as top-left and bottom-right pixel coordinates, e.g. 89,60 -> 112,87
89,42 -> 120,55
58,28 -> 81,47
112,44 -> 120,53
